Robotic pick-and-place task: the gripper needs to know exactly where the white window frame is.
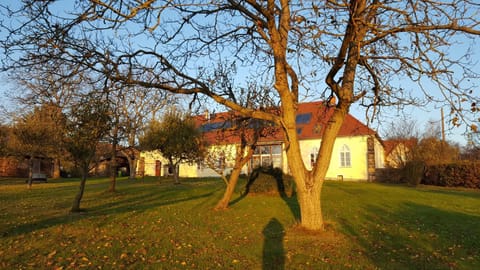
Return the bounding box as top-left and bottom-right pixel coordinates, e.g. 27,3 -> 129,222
340,144 -> 351,168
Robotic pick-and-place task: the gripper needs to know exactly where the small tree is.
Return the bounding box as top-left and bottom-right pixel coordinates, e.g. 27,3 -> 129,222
65,95 -> 111,212
139,108 -> 203,184
202,114 -> 276,210
7,104 -> 65,187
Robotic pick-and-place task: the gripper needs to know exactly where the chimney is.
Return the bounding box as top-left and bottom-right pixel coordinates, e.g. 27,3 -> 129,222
328,96 -> 337,106
204,109 -> 210,121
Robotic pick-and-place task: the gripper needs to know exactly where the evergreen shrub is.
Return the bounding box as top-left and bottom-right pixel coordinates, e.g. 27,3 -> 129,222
244,166 -> 294,196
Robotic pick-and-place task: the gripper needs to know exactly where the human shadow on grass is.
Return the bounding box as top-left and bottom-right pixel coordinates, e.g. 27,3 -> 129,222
262,218 -> 285,270
338,202 -> 480,269
2,187 -> 218,238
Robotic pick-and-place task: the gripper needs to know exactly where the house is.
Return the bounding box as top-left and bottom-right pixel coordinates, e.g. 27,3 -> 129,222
138,101 -> 385,181
383,138 -> 417,168
0,156 -> 53,178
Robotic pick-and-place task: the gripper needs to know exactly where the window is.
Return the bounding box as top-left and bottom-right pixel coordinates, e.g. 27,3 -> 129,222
217,152 -> 226,169
340,145 -> 351,167
251,144 -> 282,169
310,147 -> 318,168
296,113 -> 312,124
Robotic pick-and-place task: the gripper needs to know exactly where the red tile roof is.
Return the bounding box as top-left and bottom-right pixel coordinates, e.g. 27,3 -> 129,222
196,101 -> 378,145
383,138 -> 417,156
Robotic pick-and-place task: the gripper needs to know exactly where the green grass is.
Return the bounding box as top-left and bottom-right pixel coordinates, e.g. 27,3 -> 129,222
1,177 -> 479,269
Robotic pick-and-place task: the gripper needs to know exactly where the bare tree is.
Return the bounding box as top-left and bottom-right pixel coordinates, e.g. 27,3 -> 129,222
65,93 -> 111,212
1,1 -> 479,230
116,83 -> 175,180
201,68 -> 277,210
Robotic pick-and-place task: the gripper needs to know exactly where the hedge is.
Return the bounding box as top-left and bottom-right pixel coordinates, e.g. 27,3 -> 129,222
423,162 -> 480,189
244,166 -> 294,196
376,161 -> 480,189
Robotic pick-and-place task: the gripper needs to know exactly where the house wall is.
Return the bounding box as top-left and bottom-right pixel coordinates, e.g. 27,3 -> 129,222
139,144 -> 250,178
386,144 -> 410,168
298,136 -> 378,181
375,139 -> 385,169
139,150 -> 166,176
139,136 -> 385,181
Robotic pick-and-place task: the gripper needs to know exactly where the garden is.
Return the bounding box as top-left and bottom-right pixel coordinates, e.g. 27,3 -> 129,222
1,177 -> 479,269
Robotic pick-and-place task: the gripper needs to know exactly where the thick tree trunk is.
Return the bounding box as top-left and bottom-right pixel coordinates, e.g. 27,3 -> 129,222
214,165 -> 242,210
71,169 -> 87,212
171,162 -> 180,184
282,99 -> 348,231
296,182 -> 324,231
127,154 -> 137,180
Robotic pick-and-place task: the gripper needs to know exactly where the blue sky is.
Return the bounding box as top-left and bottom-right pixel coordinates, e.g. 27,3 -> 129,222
1,0 -> 478,146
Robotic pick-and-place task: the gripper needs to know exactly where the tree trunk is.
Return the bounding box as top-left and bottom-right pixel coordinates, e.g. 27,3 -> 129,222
71,168 -> 88,212
52,158 -> 61,179
214,165 -> 242,210
27,156 -> 33,189
171,162 -> 180,184
296,181 -> 324,231
124,149 -> 137,180
108,139 -> 117,192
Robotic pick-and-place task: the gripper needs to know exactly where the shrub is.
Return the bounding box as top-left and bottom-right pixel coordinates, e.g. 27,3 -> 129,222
403,161 -> 425,186
423,162 -> 480,188
375,168 -> 405,184
244,166 -> 294,196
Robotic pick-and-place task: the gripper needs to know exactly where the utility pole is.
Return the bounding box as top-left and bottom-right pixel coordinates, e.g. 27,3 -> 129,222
441,107 -> 446,142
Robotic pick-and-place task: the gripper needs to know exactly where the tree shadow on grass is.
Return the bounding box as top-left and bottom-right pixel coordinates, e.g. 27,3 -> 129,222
230,167 -> 300,221
338,202 -> 480,269
2,186 -> 218,238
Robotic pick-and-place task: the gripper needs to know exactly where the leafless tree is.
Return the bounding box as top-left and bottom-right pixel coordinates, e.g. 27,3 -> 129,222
116,83 -> 176,180
1,0 -> 479,230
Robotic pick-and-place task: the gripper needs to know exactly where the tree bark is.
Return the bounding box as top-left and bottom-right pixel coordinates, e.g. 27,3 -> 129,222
171,161 -> 180,184
71,168 -> 87,212
52,158 -> 61,179
296,179 -> 324,231
108,129 -> 118,192
214,164 -> 242,210
27,156 -> 33,189
127,154 -> 137,180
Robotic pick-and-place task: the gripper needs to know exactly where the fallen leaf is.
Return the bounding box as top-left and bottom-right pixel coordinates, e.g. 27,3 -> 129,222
47,250 -> 57,259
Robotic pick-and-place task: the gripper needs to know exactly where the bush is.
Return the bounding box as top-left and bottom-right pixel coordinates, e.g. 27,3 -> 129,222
375,168 -> 405,184
244,166 -> 294,196
423,162 -> 480,188
403,161 -> 425,186
377,161 -> 480,189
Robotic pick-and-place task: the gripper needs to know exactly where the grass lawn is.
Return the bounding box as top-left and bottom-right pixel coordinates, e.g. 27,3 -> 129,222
0,177 -> 479,269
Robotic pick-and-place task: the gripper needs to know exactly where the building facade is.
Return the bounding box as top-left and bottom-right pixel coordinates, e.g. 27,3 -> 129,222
138,101 -> 385,181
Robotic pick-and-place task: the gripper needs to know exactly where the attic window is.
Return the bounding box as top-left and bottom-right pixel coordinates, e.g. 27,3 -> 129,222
296,113 -> 312,124
296,128 -> 303,135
